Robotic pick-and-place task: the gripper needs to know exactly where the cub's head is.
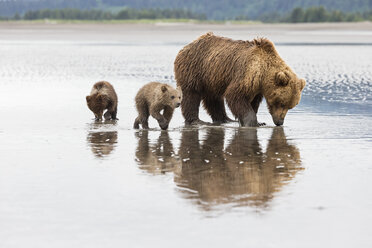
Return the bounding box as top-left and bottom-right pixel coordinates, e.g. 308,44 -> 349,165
86,95 -> 94,112
265,70 -> 306,126
86,94 -> 107,113
160,84 -> 182,109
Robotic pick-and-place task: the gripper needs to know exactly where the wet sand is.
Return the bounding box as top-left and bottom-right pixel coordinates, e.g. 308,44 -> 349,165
0,22 -> 372,248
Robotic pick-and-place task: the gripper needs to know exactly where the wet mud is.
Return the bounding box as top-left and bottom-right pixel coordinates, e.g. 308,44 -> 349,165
0,23 -> 371,248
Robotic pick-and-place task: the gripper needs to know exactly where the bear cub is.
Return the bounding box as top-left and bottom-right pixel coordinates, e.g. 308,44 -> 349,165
86,81 -> 118,121
134,82 -> 182,130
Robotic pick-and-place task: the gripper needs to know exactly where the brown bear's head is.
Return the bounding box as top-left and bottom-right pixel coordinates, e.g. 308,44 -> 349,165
159,84 -> 183,109
86,95 -> 94,112
264,70 -> 306,126
86,94 -> 108,114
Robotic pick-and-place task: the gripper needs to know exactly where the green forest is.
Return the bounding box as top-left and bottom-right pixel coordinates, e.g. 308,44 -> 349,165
248,6 -> 372,22
13,8 -> 206,21
1,6 -> 370,23
0,0 -> 372,22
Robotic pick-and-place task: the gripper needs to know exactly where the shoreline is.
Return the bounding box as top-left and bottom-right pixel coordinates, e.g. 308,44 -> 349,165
1,21 -> 371,44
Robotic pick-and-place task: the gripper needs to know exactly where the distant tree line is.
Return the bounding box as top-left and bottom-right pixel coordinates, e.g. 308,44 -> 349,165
4,8 -> 206,21
1,0 -> 372,20
240,6 -> 372,23
286,6 -> 372,22
1,5 -> 372,22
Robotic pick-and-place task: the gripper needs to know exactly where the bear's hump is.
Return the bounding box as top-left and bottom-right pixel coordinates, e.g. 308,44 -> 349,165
252,38 -> 277,54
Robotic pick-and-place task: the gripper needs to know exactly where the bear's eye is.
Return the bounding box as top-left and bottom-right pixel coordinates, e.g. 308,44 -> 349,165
171,96 -> 175,99
179,97 -> 181,99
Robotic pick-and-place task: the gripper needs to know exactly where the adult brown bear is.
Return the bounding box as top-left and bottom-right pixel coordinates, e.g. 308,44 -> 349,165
174,32 -> 306,126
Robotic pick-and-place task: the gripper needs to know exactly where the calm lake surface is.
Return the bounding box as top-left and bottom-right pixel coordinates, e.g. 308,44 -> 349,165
0,23 -> 372,248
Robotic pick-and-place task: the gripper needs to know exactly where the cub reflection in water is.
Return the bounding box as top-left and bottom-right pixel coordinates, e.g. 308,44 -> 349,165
134,127 -> 303,210
87,122 -> 118,158
135,130 -> 177,174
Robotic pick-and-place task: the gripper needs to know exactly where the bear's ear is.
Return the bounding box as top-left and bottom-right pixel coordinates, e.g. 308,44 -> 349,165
176,86 -> 183,95
97,95 -> 104,102
275,71 -> 288,87
161,85 -> 168,93
299,78 -> 306,91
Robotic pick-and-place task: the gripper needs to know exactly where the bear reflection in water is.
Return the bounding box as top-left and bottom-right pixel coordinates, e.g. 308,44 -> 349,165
134,127 -> 303,210
135,131 -> 176,174
87,123 -> 118,158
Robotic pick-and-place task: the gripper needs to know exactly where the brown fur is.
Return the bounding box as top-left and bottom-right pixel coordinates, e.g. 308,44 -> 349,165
133,82 -> 182,130
174,32 -> 306,126
86,81 -> 118,121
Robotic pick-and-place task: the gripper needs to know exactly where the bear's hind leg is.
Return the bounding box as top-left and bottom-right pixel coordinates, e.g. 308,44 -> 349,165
135,102 -> 150,129
107,106 -> 118,120
111,109 -> 118,120
133,117 -> 140,129
203,96 -> 233,124
181,89 -> 205,125
142,119 -> 149,129
104,110 -> 112,120
133,114 -> 149,129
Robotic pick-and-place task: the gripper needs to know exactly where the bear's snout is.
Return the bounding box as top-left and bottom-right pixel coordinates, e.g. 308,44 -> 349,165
176,103 -> 181,108
274,119 -> 284,126
270,107 -> 288,126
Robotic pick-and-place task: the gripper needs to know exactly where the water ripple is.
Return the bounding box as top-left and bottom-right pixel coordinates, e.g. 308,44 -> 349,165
1,44 -> 371,106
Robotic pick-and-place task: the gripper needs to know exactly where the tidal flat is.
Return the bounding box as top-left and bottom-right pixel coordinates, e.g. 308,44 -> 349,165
0,22 -> 372,248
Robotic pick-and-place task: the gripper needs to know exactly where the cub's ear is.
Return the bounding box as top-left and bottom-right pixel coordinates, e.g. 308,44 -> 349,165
275,71 -> 288,86
176,86 -> 183,96
161,85 -> 168,93
96,95 -> 104,102
86,96 -> 91,102
299,78 -> 306,91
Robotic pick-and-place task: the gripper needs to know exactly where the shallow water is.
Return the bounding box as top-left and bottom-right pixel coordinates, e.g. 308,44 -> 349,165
0,25 -> 372,248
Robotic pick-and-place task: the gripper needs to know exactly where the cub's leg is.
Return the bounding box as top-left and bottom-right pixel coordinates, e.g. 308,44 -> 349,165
134,102 -> 150,129
150,105 -> 168,130
162,106 -> 175,130
104,110 -> 112,120
105,105 -> 118,120
95,110 -> 104,121
134,113 -> 149,129
111,106 -> 118,120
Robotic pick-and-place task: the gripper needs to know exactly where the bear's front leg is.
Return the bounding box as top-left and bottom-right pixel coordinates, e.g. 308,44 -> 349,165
95,110 -> 104,121
150,105 -> 168,130
158,118 -> 168,130
104,111 -> 112,120
240,107 -> 259,127
108,106 -> 119,120
162,106 -> 174,129
225,85 -> 259,127
251,94 -> 265,126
